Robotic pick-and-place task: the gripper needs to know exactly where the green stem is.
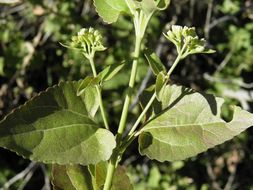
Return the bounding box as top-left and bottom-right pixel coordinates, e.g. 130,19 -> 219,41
120,53 -> 183,153
103,11 -> 150,190
129,53 -> 182,136
166,53 -> 182,80
103,153 -> 118,190
128,93 -> 156,136
101,36 -> 143,190
102,22 -> 144,190
96,85 -> 109,130
89,56 -> 98,77
89,57 -> 109,130
117,35 -> 142,139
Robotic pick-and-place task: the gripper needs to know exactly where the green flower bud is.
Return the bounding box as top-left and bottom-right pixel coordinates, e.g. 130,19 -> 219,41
62,27 -> 106,59
164,25 -> 215,58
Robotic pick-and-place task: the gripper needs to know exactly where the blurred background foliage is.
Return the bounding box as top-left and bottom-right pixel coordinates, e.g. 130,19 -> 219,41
0,0 -> 253,189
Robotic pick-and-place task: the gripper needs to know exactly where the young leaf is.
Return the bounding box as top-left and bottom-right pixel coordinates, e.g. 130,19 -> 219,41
93,0 -> 129,24
155,72 -> 166,101
83,85 -> 100,118
77,76 -> 101,96
0,81 -> 116,165
155,0 -> 171,10
139,84 -> 253,162
144,48 -> 166,76
98,62 -> 125,82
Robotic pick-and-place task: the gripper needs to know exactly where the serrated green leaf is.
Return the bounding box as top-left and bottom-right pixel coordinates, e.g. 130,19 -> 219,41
93,0 -> 129,24
77,76 -> 101,96
139,84 -> 253,162
99,62 -> 125,82
144,49 -> 166,75
0,81 -> 116,165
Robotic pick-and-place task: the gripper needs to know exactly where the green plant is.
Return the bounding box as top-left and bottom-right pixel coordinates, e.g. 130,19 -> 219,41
0,1 -> 253,189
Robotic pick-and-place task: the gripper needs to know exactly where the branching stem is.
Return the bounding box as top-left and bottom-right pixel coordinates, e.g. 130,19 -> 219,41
103,34 -> 143,190
103,10 -> 150,190
88,57 -> 109,130
120,53 -> 183,154
117,35 -> 142,139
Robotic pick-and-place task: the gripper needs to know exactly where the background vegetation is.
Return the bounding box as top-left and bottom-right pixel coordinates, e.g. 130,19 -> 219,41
0,0 -> 253,189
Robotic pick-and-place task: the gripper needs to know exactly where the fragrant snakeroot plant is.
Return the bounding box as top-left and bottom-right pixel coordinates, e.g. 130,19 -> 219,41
0,1 -> 253,189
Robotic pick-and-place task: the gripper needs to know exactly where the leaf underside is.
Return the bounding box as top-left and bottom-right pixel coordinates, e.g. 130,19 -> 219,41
93,0 -> 171,23
93,0 -> 129,24
0,81 -> 116,165
139,84 -> 253,162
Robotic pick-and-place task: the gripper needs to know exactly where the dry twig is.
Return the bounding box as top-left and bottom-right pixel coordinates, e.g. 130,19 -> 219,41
0,162 -> 38,190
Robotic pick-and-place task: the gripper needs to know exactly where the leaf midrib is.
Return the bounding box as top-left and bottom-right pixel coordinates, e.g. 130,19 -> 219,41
3,124 -> 97,137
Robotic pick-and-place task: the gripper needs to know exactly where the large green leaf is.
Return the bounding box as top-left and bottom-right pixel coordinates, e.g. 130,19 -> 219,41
0,81 -> 116,165
93,0 -> 129,24
139,84 -> 253,162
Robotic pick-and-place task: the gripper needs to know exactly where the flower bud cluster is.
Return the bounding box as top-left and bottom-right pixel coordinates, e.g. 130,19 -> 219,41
71,27 -> 106,58
164,25 -> 215,58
